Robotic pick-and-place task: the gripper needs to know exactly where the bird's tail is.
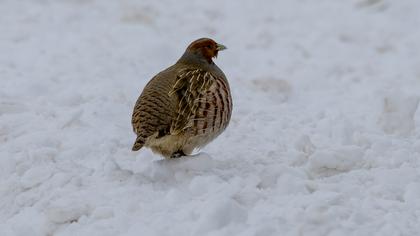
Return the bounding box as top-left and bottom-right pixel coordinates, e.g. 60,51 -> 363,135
132,136 -> 145,151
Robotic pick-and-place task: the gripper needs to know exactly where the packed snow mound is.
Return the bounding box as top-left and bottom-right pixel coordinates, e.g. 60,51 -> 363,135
1,0 -> 420,235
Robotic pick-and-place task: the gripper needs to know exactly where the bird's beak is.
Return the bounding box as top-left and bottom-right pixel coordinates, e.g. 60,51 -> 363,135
216,43 -> 227,51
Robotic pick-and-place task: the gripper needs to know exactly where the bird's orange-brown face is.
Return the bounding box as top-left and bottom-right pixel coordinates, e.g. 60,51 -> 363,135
187,38 -> 227,63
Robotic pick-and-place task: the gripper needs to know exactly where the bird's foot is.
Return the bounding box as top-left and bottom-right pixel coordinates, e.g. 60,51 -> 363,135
170,150 -> 186,158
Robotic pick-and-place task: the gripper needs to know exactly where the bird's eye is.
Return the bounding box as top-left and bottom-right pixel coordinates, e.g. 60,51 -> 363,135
206,45 -> 212,49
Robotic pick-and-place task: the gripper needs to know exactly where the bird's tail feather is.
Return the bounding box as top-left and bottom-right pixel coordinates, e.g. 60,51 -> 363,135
132,137 -> 145,151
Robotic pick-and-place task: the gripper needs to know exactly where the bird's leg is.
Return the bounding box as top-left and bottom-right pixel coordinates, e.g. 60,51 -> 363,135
170,150 -> 186,158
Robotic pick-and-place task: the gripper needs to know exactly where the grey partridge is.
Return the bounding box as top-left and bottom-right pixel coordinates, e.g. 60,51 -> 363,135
131,38 -> 232,158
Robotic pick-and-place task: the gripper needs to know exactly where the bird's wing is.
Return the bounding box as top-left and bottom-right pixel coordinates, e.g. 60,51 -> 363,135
169,68 -> 215,134
131,68 -> 177,149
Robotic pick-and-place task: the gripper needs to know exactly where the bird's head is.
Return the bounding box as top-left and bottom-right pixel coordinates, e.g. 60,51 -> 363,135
185,38 -> 227,64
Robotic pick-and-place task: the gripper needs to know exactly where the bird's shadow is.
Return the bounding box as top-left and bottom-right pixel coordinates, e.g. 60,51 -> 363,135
126,152 -> 217,182
152,152 -> 214,170
155,152 -> 208,162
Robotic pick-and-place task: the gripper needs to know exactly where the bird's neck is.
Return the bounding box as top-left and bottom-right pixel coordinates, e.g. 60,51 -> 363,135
177,51 -> 214,66
176,51 -> 226,79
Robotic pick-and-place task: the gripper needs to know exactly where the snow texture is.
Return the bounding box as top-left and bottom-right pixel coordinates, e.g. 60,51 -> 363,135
1,0 -> 420,235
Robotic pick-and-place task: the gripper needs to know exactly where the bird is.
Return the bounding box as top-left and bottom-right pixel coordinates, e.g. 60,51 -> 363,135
131,38 -> 232,158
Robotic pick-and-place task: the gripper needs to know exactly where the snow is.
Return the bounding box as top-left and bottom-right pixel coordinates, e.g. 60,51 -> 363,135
1,0 -> 420,235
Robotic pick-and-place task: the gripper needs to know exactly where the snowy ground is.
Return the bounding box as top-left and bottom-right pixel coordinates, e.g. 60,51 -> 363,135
1,0 -> 420,235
